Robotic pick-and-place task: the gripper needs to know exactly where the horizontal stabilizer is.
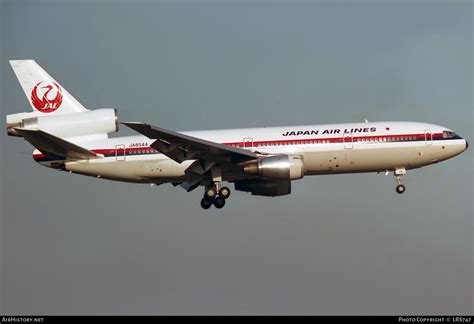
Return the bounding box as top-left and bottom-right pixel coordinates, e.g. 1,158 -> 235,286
15,128 -> 102,160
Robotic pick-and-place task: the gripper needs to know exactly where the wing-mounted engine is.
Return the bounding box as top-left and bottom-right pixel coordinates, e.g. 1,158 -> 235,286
241,154 -> 304,180
234,179 -> 291,197
6,108 -> 119,138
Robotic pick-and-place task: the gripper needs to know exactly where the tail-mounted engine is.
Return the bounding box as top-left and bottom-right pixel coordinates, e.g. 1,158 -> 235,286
242,154 -> 304,180
6,108 -> 119,138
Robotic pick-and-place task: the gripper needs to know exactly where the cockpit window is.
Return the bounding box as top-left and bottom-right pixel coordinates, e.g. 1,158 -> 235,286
443,131 -> 457,138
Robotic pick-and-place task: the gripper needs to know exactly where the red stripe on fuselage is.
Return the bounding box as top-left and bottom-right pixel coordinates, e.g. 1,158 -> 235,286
32,132 -> 444,160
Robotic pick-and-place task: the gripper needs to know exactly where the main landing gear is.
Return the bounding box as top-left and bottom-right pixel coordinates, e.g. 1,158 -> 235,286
200,184 -> 231,209
394,168 -> 407,194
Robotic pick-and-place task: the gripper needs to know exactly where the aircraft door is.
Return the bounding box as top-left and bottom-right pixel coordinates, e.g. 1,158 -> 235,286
243,137 -> 253,149
343,132 -> 353,149
424,130 -> 432,146
116,144 -> 126,161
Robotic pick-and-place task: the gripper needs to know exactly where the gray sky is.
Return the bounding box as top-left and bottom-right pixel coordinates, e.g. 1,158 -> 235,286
1,0 -> 472,315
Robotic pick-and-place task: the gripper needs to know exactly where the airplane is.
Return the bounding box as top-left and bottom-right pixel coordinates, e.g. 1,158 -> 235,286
6,60 -> 469,209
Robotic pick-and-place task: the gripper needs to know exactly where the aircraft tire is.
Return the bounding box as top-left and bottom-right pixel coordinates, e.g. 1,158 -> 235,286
396,184 -> 406,194
200,197 -> 213,209
205,187 -> 217,199
219,187 -> 231,199
214,197 -> 226,209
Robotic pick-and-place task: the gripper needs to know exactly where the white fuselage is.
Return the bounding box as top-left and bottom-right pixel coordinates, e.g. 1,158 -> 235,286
33,121 -> 468,183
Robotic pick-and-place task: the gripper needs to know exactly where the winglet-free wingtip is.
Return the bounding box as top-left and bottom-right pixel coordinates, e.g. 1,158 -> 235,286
121,121 -> 150,131
121,121 -> 146,126
9,59 -> 33,62
9,59 -> 35,68
13,127 -> 36,137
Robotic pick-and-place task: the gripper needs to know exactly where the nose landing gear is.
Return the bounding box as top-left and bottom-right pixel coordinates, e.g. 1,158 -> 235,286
394,168 -> 407,194
396,184 -> 406,194
200,184 -> 231,209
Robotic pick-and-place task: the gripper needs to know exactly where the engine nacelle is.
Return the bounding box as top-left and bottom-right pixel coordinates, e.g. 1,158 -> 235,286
234,180 -> 291,197
243,154 -> 304,180
6,108 -> 119,138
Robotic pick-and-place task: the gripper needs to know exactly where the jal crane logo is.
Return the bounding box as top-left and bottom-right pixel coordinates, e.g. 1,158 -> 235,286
31,81 -> 63,113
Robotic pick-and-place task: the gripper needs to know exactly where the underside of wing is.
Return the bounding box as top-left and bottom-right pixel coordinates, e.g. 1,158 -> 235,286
123,121 -> 260,191
123,122 -> 258,164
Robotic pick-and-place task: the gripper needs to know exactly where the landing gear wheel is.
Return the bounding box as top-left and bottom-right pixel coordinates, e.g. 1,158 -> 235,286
219,187 -> 231,199
214,197 -> 226,209
200,198 -> 213,209
396,184 -> 406,194
205,187 -> 217,199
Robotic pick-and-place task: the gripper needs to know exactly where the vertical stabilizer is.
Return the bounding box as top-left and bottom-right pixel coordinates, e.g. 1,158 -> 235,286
9,60 -> 88,114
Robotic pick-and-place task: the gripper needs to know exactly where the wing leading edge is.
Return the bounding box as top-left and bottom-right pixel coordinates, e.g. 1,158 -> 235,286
15,128 -> 102,160
122,122 -> 257,164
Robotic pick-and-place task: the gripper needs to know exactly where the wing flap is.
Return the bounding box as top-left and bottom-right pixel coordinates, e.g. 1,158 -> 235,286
15,128 -> 102,160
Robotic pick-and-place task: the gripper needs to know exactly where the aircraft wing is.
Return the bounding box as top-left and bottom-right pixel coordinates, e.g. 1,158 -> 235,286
123,122 -> 258,164
15,128 -> 102,160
